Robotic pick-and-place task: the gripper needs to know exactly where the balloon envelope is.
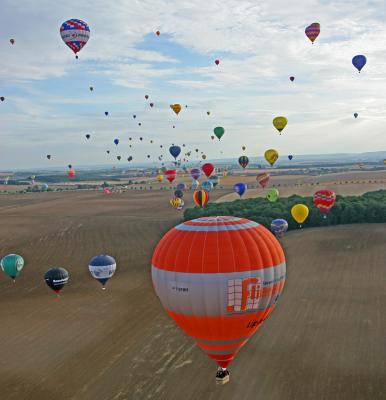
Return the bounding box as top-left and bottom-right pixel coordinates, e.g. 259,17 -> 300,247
193,190 -> 209,207
151,216 -> 286,369
165,169 -> 177,183
234,182 -> 247,197
170,104 -> 182,115
305,22 -> 320,43
202,180 -> 214,192
202,163 -> 215,177
273,116 -> 288,133
238,156 -> 249,169
60,19 -> 90,56
1,254 -> 24,280
266,188 -> 279,202
352,55 -> 367,72
271,219 -> 288,237
44,267 -> 69,294
191,168 -> 201,180
169,145 -> 181,159
264,149 -> 279,166
256,172 -> 270,188
213,127 -> 225,140
89,255 -> 116,287
291,204 -> 309,224
313,190 -> 336,213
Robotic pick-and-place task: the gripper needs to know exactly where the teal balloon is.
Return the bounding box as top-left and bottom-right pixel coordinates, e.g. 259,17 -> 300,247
213,126 -> 225,140
1,254 -> 24,280
202,180 -> 214,192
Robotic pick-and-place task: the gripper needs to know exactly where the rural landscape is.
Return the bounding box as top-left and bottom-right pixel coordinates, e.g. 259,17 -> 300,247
1,1 -> 386,399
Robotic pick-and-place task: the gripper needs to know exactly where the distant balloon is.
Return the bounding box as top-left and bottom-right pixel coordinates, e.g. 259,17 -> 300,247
47,155 -> 51,160
140,137 -> 143,141
105,111 -> 109,116
169,145 -> 181,160
89,86 -> 93,91
114,138 -> 119,145
68,164 -> 72,169
103,188 -> 111,194
156,174 -> 164,182
68,169 -> 76,178
106,150 -> 110,154
170,197 -> 183,209
264,149 -> 279,166
202,154 -> 207,160
138,123 -> 142,126
266,188 -> 279,202
165,169 -> 177,183
10,38 -> 15,45
60,19 -> 90,58
202,163 -> 214,177
238,156 -> 249,169
0,96 -> 5,101
273,116 -> 288,134
191,168 -> 201,180
1,254 -> 24,281
202,180 -> 214,192
117,156 -> 121,161
288,155 -> 293,160
209,175 -> 219,187
176,183 -> 187,191
85,134 -> 90,139
313,190 -> 336,214
271,219 -> 288,237
305,22 -> 320,44
193,189 -> 209,207
352,55 -> 367,73
213,126 -> 225,140
354,113 -> 358,118
89,255 -> 116,289
291,204 -> 309,226
133,115 -> 136,119
191,179 -> 199,190
44,267 -> 69,295
150,102 -> 154,107
174,189 -> 184,199
156,31 -> 160,36
290,76 -> 295,82
256,172 -> 270,188
234,182 -> 247,197
214,59 -> 220,65
242,146 -> 246,151
207,111 -> 210,115
145,95 -> 149,99
170,104 -> 182,115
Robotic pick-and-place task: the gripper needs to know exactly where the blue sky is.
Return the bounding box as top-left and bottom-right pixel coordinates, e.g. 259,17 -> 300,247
0,0 -> 386,169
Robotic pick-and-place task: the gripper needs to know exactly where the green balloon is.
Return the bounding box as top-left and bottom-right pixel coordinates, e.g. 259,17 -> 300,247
213,126 -> 225,140
1,254 -> 24,280
266,188 -> 279,202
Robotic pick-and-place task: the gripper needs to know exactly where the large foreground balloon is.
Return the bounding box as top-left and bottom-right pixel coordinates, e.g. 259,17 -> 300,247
264,149 -> 279,166
313,190 -> 336,214
291,204 -> 309,226
152,216 -> 286,382
305,22 -> 320,43
352,55 -> 367,73
193,190 -> 209,207
202,163 -> 215,177
234,182 -> 247,197
273,116 -> 288,134
165,169 -> 177,183
1,254 -> 24,281
89,255 -> 116,288
270,219 -> 288,237
44,267 -> 69,295
60,19 -> 90,58
214,127 -> 225,140
169,145 -> 181,160
256,172 -> 270,188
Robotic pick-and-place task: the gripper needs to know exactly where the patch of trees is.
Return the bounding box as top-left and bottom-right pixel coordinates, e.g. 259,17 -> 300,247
184,190 -> 386,230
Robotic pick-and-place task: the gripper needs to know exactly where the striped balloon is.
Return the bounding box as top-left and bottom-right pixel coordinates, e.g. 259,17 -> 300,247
313,190 -> 336,213
60,19 -> 90,57
305,22 -> 320,43
238,155 -> 249,169
193,189 -> 209,207
256,172 -> 270,188
152,216 -> 286,371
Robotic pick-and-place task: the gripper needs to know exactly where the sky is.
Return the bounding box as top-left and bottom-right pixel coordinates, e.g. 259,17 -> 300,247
0,0 -> 386,169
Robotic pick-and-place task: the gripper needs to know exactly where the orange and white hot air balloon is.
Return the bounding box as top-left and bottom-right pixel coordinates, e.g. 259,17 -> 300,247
152,216 -> 286,384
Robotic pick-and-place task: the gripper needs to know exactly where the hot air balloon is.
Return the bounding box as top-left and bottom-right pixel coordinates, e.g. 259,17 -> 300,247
156,31 -> 160,36
156,174 -> 164,183
140,137 -> 143,141
105,111 -> 109,116
174,189 -> 184,199
138,123 -> 142,126
202,163 -> 215,177
106,150 -> 110,154
256,172 -> 270,188
291,204 -> 309,227
202,154 -> 207,160
10,38 -> 15,45
191,179 -> 199,190
117,156 -> 121,161
68,169 -> 76,178
47,155 -> 51,160
193,190 -> 209,207
270,219 -> 288,237
0,96 -> 5,101
288,155 -> 293,160
191,168 -> 201,180
89,86 -> 93,91
202,180 -> 214,192
128,156 -> 133,162
170,197 -> 183,209
170,104 -> 182,115
89,255 -> 116,289
238,156 -> 249,169
114,138 -> 119,145
103,188 -> 112,195
60,19 -> 90,58
169,145 -> 181,160
352,55 -> 367,73
165,169 -> 177,183
273,116 -> 288,134
145,95 -> 149,99
207,111 -> 211,115
354,113 -> 358,118
266,188 -> 279,202
290,76 -> 295,82
44,267 -> 69,295
234,182 -> 247,197
68,164 -> 72,169
242,146 -> 246,151
209,175 -> 219,187
214,59 -> 220,65
264,149 -> 279,166
42,183 -> 49,192
152,216 -> 286,384
85,134 -> 90,139
213,127 -> 225,140
313,190 -> 336,217
305,22 -> 320,44
150,102 -> 154,107
176,183 -> 187,191
1,254 -> 24,281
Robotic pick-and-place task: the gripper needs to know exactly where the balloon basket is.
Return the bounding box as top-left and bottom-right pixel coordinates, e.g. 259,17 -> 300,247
102,286 -> 106,290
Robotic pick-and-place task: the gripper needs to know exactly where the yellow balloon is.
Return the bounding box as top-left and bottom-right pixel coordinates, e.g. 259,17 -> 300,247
291,204 -> 309,224
170,104 -> 182,115
156,174 -> 164,182
273,116 -> 288,133
170,197 -> 182,208
264,149 -> 279,166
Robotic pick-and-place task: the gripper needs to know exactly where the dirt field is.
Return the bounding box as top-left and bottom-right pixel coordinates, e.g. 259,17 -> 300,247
0,190 -> 385,400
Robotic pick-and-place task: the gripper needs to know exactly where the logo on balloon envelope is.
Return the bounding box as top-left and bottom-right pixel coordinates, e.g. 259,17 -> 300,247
227,277 -> 262,313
